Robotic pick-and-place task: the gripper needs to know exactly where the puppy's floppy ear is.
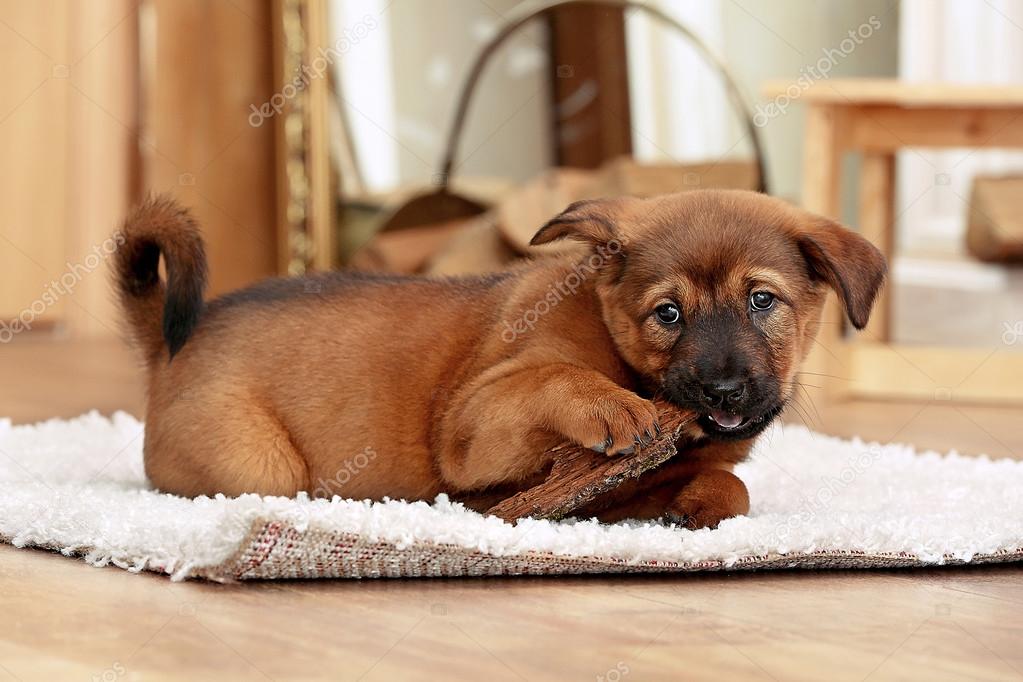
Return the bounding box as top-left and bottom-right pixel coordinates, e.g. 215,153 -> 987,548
530,197 -> 631,248
796,216 -> 887,330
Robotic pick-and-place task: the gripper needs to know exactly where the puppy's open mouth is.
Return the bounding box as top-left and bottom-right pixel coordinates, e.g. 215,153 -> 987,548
697,405 -> 782,440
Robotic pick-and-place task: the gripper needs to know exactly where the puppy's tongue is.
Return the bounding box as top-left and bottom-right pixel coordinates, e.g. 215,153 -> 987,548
709,410 -> 743,429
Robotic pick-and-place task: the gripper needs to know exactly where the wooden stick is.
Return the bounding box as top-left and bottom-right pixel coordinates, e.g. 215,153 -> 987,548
487,403 -> 698,522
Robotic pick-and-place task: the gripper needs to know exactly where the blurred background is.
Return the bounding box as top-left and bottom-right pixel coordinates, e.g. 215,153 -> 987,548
1,0 -> 1022,451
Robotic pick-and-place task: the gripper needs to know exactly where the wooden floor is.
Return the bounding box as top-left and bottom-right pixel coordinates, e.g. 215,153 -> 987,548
1,337 -> 1022,681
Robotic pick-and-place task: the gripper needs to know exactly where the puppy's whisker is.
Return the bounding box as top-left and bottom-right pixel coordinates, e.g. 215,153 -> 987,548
794,370 -> 852,382
809,337 -> 845,365
795,405 -> 818,431
788,401 -> 811,427
794,385 -> 823,425
784,393 -> 817,429
783,400 -> 810,429
781,381 -> 824,391
782,380 -> 824,424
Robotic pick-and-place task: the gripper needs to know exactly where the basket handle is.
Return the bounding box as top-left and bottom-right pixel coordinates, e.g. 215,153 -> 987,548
437,0 -> 768,194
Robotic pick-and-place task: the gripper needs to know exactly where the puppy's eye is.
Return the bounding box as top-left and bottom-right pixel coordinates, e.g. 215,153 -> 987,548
654,303 -> 681,325
750,291 -> 776,312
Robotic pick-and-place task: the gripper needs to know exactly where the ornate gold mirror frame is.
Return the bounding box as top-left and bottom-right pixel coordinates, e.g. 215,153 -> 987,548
271,0 -> 335,276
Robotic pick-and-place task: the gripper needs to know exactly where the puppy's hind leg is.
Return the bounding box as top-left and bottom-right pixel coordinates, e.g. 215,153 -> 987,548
585,465 -> 749,529
665,468 -> 750,530
144,401 -> 310,499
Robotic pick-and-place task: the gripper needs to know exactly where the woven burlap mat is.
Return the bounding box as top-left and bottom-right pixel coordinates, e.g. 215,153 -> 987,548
183,519 -> 1023,582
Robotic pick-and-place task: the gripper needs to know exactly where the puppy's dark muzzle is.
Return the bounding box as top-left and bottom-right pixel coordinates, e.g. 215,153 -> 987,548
700,379 -> 747,409
663,374 -> 781,441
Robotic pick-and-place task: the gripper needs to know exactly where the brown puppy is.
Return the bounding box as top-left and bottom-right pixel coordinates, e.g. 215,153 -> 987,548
114,190 -> 885,528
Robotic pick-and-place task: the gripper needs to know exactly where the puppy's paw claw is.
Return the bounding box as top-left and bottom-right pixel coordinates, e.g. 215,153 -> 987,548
639,428 -> 659,447
575,395 -> 660,457
663,511 -> 694,529
666,502 -> 736,530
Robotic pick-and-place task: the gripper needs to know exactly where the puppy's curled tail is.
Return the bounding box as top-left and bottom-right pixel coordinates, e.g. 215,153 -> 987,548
113,195 -> 208,363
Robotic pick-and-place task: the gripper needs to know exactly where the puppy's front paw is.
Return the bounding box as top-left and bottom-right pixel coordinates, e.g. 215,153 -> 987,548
566,391 -> 660,457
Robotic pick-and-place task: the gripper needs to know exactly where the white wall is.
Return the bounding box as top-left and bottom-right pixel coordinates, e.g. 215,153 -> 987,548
899,0 -> 1023,255
333,0 -> 900,202
330,0 -> 553,194
626,0 -> 899,205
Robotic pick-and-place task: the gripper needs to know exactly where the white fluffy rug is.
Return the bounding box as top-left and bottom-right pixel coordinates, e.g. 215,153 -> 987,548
1,411 -> 1021,582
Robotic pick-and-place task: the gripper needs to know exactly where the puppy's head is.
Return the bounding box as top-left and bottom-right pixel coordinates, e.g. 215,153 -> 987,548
531,190 -> 886,441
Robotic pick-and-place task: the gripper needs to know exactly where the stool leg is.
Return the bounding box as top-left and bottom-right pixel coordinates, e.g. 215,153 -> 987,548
858,152 -> 896,342
801,104 -> 848,403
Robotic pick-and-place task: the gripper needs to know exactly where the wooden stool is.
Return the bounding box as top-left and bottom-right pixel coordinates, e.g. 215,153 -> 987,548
762,78 -> 1023,404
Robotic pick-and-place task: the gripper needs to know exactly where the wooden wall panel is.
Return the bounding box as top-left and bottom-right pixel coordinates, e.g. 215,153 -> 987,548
142,0 -> 278,297
0,0 -> 278,342
64,0 -> 140,338
0,1 -> 71,329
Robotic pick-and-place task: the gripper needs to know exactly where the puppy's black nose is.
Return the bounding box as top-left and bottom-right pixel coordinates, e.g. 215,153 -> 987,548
701,379 -> 747,408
